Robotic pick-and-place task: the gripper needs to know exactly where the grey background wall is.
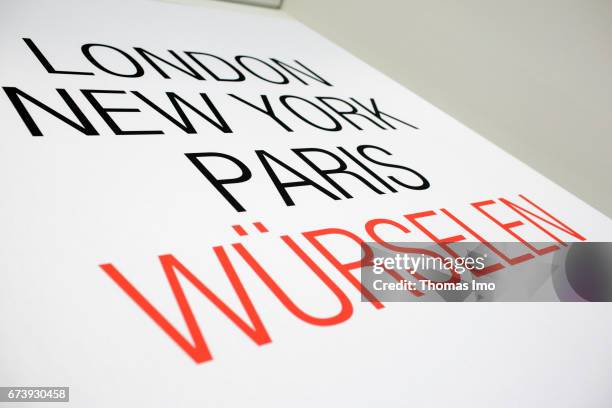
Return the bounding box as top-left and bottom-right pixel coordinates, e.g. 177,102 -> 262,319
283,0 -> 612,217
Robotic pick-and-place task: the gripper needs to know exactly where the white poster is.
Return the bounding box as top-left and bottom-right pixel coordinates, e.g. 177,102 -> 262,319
1,0 -> 611,406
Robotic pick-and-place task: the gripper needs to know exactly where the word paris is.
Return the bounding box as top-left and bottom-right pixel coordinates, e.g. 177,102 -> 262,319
3,38 -> 418,137
186,145 -> 430,212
